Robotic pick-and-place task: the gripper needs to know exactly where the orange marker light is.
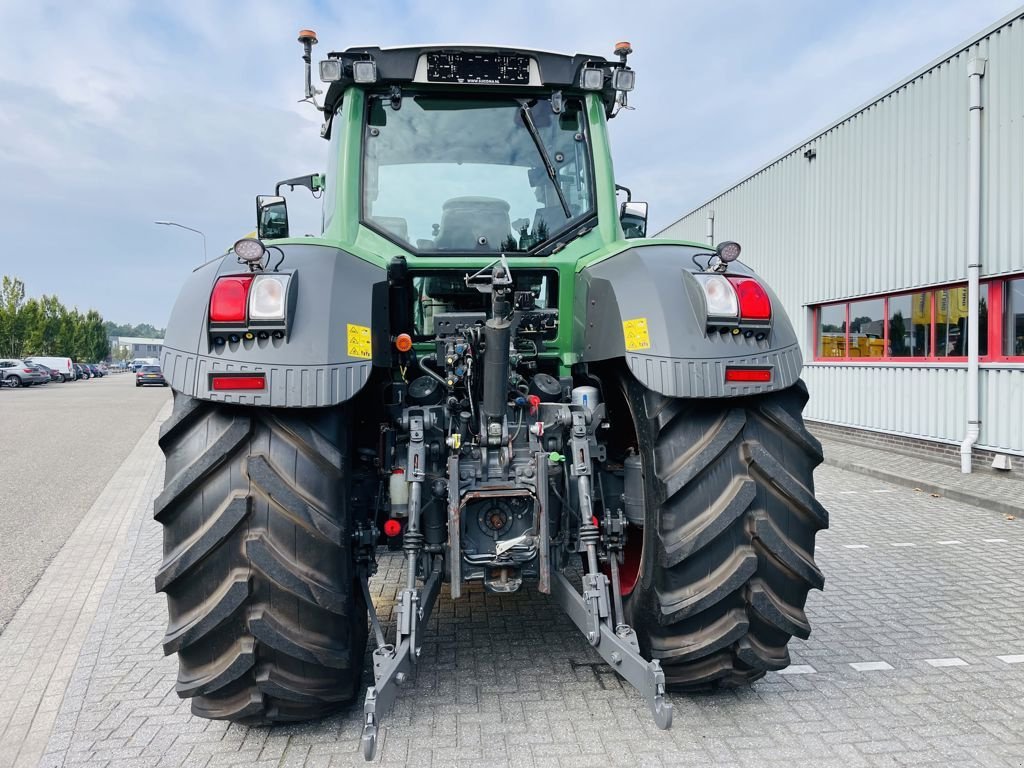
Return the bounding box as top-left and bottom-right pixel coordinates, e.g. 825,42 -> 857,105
395,333 -> 413,353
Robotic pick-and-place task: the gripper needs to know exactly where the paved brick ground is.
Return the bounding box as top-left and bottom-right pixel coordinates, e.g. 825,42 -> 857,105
817,435 -> 1024,516
0,400 -> 171,768
2,411 -> 1022,767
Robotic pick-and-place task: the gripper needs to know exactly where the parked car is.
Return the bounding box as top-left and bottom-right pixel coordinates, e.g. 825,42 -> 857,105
87,364 -> 104,378
33,363 -> 62,383
0,359 -> 50,387
129,357 -> 159,372
25,356 -> 75,382
25,363 -> 51,385
136,364 -> 168,387
75,363 -> 91,380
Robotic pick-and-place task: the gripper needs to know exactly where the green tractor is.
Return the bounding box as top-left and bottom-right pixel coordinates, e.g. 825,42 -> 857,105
155,31 -> 827,760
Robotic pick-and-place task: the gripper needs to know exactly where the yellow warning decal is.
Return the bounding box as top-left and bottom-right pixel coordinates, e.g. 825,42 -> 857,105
622,317 -> 652,351
346,323 -> 372,359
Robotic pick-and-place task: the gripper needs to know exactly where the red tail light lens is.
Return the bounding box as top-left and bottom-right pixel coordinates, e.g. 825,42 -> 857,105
210,276 -> 254,323
727,277 -> 772,321
725,367 -> 772,383
211,374 -> 266,391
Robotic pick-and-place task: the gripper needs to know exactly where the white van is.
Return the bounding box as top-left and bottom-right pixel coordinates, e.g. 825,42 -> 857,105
25,356 -> 75,382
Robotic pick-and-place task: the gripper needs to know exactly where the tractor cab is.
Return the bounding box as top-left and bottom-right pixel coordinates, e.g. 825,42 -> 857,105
262,37 -> 646,254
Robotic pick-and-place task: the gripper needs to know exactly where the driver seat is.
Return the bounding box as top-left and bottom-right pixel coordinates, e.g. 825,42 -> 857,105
435,197 -> 511,250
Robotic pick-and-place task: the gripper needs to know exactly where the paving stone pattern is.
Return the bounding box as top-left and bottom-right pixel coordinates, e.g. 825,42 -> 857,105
818,436 -> 1024,516
17,433 -> 1024,766
0,401 -> 171,768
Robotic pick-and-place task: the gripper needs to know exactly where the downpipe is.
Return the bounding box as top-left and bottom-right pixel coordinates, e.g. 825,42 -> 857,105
961,56 -> 986,474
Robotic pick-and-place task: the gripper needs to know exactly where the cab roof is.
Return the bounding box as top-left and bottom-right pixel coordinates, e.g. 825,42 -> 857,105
321,44 -> 623,116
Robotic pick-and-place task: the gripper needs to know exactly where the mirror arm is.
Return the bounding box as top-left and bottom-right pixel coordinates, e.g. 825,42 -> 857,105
274,173 -> 325,196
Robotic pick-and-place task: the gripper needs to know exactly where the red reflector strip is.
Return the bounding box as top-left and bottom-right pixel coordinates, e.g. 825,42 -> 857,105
211,375 -> 266,391
725,367 -> 772,383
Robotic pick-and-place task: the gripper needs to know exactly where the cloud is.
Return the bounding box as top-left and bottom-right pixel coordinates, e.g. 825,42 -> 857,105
0,0 -> 1018,323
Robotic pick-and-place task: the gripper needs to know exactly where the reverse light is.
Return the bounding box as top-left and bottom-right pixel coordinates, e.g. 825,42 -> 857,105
209,276 -> 253,323
694,274 -> 739,318
210,374 -> 266,391
249,274 -> 290,321
580,66 -> 604,90
727,277 -> 772,321
725,367 -> 772,383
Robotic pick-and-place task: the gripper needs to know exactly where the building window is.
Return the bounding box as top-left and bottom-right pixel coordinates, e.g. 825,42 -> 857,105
818,304 -> 846,358
813,276 -> 1016,363
847,298 -> 884,358
1006,278 -> 1024,357
887,292 -> 929,357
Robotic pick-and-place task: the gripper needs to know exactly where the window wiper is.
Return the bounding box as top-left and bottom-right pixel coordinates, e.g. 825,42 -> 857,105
519,102 -> 572,219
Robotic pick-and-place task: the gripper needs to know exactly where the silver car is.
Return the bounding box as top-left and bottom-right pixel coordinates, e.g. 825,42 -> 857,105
0,359 -> 50,387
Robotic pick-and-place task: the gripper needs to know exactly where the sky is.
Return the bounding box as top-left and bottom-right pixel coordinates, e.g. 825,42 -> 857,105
0,0 -> 1019,328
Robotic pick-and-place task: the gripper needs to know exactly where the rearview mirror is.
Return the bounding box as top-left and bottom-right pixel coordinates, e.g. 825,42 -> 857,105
619,200 -> 648,239
257,195 -> 289,240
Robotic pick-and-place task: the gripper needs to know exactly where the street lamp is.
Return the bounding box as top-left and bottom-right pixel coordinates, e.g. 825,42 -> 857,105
155,220 -> 207,261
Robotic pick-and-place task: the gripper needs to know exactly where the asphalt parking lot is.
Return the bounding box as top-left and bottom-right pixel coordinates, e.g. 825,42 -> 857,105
1,402 -> 1023,766
0,374 -> 169,632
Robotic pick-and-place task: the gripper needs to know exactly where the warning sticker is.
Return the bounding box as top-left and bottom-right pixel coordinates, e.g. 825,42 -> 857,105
622,317 -> 651,351
346,323 -> 372,359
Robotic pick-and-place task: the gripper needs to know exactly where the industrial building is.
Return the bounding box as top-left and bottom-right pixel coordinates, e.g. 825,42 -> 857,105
661,8 -> 1024,471
109,335 -> 164,360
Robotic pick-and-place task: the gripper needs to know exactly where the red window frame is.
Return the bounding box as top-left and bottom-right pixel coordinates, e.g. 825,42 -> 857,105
812,275 -> 1024,363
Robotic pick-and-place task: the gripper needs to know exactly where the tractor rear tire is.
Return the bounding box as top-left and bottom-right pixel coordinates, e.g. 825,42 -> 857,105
154,393 -> 367,723
619,375 -> 827,690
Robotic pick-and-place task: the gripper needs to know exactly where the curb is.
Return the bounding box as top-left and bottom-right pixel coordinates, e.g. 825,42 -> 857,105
821,456 -> 1022,517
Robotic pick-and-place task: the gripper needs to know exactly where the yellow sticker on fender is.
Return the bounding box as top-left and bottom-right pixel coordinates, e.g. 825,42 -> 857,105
347,323 -> 372,359
622,317 -> 651,351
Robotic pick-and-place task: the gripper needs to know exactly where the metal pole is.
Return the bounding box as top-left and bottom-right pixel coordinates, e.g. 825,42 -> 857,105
154,221 -> 207,261
960,56 -> 986,474
705,209 -> 715,245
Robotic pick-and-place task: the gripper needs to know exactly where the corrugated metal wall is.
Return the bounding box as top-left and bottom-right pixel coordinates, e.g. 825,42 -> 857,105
661,12 -> 1024,455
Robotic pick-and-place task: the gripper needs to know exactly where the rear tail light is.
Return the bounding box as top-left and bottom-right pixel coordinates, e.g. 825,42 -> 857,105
210,374 -> 266,391
725,367 -> 772,383
727,277 -> 772,321
210,276 -> 254,323
23,368 -> 33,373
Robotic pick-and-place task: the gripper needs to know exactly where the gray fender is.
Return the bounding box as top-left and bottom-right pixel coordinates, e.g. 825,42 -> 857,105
576,244 -> 803,398
161,244 -> 386,407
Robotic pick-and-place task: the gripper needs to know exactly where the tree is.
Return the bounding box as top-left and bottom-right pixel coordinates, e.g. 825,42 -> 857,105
1,274 -> 116,360
0,276 -> 26,356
